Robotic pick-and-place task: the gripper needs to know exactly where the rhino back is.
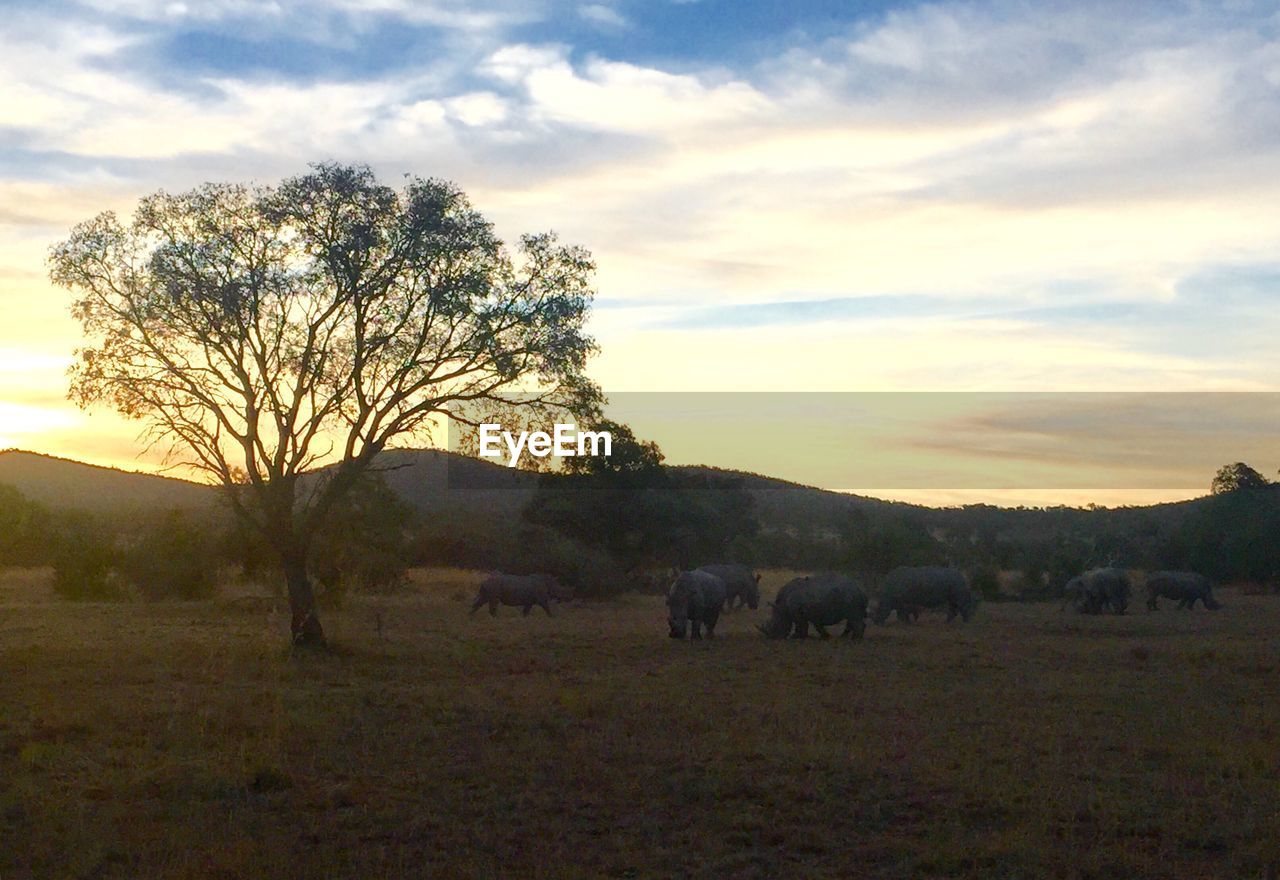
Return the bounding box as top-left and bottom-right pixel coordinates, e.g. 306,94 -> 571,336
1147,570 -> 1208,596
882,566 -> 968,606
692,571 -> 728,606
672,570 -> 726,610
485,573 -> 548,602
779,573 -> 866,625
1086,568 -> 1131,597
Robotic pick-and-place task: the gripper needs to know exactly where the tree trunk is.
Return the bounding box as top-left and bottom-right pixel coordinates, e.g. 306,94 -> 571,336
283,550 -> 325,648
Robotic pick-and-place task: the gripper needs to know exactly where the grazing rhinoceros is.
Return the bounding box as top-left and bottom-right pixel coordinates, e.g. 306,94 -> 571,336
696,563 -> 761,610
1063,568 -> 1131,614
871,566 -> 975,624
757,573 -> 868,639
666,570 -> 727,639
470,573 -> 571,617
1145,571 -> 1222,610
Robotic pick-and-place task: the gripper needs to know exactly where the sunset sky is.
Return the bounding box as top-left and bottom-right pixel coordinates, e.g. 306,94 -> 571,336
2,0 -> 1280,503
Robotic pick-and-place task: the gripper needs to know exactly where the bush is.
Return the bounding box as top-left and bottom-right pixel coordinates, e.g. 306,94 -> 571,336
0,483 -> 53,567
509,526 -> 628,597
970,566 -> 1002,602
310,475 -> 414,607
118,511 -> 219,600
51,522 -> 123,601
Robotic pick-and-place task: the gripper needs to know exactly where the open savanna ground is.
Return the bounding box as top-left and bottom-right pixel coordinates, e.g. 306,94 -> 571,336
2,567 -> 1278,880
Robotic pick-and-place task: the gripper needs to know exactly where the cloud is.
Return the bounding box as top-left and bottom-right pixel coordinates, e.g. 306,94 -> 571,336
444,91 -> 509,126
5,0 -> 1280,488
578,3 -> 627,30
69,0 -> 545,33
482,44 -> 769,134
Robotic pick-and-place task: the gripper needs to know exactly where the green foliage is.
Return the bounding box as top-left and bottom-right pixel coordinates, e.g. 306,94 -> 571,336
1179,476 -> 1280,584
50,517 -> 123,601
412,517 -> 624,597
310,475 -> 415,606
970,566 -> 1002,602
0,483 -> 53,567
51,162 -> 603,642
1211,462 -> 1269,495
117,511 -> 219,600
523,423 -> 759,575
840,509 -> 944,575
561,420 -> 663,476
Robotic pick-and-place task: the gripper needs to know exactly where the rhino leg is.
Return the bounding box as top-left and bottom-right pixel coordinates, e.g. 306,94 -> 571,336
842,617 -> 865,639
792,618 -> 810,639
489,598 -> 500,616
470,593 -> 487,615
1147,594 -> 1159,611
541,597 -> 553,616
946,604 -> 958,623
813,622 -> 830,639
704,609 -> 720,638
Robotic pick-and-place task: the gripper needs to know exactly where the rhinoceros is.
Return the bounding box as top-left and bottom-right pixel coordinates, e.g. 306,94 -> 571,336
757,573 -> 868,639
470,573 -> 571,617
696,563 -> 761,610
1145,570 -> 1222,610
666,570 -> 727,639
871,566 -> 975,624
1063,568 -> 1131,615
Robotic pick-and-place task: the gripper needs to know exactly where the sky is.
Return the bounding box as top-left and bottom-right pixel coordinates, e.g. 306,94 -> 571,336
2,0 -> 1280,503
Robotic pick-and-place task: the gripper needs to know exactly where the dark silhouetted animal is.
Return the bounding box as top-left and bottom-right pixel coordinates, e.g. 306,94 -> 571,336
1063,568 -> 1131,615
758,573 -> 868,639
872,567 -> 974,624
1145,571 -> 1221,610
667,570 -> 727,639
470,573 -> 571,617
696,563 -> 761,610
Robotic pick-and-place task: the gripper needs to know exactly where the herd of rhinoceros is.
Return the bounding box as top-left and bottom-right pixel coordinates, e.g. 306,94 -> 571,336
469,564 -> 1222,639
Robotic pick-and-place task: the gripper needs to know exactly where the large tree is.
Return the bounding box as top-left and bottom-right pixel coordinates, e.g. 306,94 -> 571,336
51,163 -> 601,646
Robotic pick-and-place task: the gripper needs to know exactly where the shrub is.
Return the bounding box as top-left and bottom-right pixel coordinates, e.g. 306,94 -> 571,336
51,521 -> 123,601
0,483 -> 53,567
970,566 -> 1002,602
310,474 -> 414,607
117,511 -> 219,600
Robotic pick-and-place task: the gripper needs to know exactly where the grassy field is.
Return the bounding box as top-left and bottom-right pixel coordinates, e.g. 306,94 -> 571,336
2,567 -> 1278,879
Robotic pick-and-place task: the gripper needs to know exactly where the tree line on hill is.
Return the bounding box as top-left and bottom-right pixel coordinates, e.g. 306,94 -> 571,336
3,444 -> 1278,604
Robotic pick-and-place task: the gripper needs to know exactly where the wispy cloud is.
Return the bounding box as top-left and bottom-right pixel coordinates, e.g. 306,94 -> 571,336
578,3 -> 628,30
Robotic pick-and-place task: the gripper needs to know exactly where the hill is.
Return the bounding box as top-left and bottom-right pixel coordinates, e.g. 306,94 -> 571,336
0,447 -> 1211,553
0,447 -> 540,519
0,450 -> 215,513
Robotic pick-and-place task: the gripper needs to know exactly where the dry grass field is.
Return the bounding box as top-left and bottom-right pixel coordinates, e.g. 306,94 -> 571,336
2,567 -> 1278,879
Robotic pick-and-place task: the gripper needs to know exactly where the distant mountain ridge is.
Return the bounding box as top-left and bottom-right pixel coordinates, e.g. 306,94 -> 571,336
0,447 -> 1207,538
0,449 -> 215,512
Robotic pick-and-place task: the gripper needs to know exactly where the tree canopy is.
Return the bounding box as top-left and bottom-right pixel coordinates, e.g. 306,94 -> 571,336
51,163 -> 602,644
524,421 -> 758,571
